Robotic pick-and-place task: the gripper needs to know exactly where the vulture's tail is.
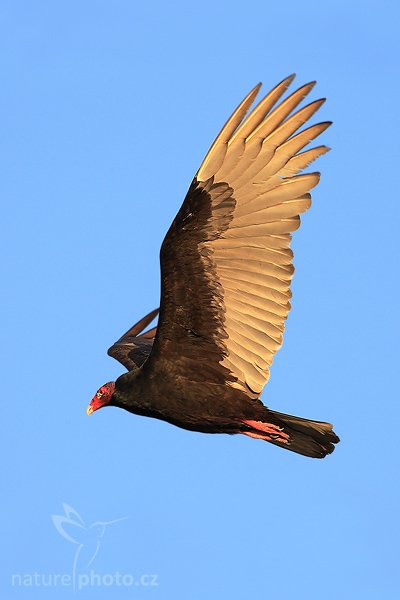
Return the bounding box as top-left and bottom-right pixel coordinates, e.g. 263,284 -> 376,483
242,411 -> 340,459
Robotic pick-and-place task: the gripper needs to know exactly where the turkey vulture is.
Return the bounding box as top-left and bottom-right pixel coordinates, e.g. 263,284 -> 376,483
87,75 -> 339,458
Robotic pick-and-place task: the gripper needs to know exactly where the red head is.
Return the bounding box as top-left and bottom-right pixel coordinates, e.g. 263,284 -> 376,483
87,382 -> 116,416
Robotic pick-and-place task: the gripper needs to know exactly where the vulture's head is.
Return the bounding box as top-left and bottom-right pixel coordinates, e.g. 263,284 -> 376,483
87,381 -> 116,415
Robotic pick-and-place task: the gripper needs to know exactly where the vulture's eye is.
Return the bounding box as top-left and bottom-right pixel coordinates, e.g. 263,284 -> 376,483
96,391 -> 103,398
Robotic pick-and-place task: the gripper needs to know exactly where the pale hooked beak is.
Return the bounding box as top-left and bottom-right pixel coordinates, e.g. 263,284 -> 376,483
86,405 -> 94,416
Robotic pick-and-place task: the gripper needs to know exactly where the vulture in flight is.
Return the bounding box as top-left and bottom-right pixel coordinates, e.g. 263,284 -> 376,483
87,75 -> 339,458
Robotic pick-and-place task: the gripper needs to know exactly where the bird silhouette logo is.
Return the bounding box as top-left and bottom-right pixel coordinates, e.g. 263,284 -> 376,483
51,503 -> 126,589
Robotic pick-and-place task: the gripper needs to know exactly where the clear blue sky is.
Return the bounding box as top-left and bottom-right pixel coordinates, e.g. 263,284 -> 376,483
2,1 -> 399,598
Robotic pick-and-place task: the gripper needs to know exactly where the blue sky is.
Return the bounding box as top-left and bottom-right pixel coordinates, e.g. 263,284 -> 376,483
1,1 -> 399,598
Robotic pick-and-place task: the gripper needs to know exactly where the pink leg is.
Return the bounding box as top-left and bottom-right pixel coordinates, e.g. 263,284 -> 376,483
242,419 -> 290,444
243,431 -> 272,441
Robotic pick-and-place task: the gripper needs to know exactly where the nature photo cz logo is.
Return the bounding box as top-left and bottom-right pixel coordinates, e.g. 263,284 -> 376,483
11,503 -> 159,591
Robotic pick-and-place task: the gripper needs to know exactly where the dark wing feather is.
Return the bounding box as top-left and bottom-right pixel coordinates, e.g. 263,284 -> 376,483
108,308 -> 159,371
142,179 -> 238,385
131,76 -> 330,398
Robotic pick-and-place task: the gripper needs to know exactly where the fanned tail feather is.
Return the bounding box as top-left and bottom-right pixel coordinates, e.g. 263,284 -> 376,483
242,411 -> 340,459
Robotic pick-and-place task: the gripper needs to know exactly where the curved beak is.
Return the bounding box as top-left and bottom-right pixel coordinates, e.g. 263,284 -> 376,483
86,404 -> 94,416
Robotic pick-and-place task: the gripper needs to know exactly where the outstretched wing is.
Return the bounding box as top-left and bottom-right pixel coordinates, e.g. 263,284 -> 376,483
144,76 -> 330,397
108,308 -> 159,371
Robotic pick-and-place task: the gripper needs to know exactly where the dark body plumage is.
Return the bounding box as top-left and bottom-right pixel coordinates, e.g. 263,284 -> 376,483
93,76 -> 340,458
